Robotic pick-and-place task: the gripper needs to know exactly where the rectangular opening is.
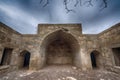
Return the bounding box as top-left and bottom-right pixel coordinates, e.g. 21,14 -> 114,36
0,48 -> 13,66
112,47 -> 120,66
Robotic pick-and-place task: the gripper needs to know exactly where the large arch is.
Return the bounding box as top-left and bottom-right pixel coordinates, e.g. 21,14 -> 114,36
40,29 -> 80,67
18,50 -> 31,70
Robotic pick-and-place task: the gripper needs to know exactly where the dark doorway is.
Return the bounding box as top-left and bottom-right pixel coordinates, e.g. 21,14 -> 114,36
0,48 -> 13,66
19,51 -> 31,69
112,47 -> 120,66
90,52 -> 97,68
90,51 -> 100,69
23,52 -> 30,67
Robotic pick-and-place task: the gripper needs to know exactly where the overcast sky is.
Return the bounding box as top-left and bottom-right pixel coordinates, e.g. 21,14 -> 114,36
0,0 -> 120,34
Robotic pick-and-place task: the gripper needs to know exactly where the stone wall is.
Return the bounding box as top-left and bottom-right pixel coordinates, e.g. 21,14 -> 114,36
0,22 -> 22,71
21,34 -> 41,70
98,23 -> 120,67
38,24 -> 82,35
0,22 -> 120,72
78,34 -> 102,70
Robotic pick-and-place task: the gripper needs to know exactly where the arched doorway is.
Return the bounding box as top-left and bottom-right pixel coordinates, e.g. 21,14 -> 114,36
0,48 -> 13,66
41,30 -> 80,67
19,50 -> 31,69
90,50 -> 100,69
112,47 -> 120,66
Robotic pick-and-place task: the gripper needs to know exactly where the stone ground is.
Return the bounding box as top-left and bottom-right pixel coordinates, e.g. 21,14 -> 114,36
0,65 -> 120,80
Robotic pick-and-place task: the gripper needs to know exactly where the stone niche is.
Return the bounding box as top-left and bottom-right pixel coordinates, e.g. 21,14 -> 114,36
41,30 -> 80,65
112,47 -> 120,66
39,24 -> 81,67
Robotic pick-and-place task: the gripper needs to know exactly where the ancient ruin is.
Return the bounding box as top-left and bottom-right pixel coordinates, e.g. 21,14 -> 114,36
0,22 -> 120,79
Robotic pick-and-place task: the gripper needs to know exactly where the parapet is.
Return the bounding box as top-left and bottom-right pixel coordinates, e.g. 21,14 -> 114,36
37,24 -> 82,34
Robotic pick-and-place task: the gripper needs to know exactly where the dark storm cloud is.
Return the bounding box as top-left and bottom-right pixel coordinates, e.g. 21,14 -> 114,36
0,0 -> 120,34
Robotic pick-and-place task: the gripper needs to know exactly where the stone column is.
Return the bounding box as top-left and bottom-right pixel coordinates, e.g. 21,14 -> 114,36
101,47 -> 114,67
74,49 -> 81,68
38,51 -> 46,69
0,44 -> 3,63
29,50 -> 40,70
80,47 -> 92,70
10,48 -> 19,71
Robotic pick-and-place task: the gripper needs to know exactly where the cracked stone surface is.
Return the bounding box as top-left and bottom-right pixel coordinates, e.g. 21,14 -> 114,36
0,65 -> 120,80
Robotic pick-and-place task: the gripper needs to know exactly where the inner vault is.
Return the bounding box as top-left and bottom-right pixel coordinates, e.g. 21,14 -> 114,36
41,30 -> 80,66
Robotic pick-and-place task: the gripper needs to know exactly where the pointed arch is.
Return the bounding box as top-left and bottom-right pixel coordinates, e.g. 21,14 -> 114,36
90,50 -> 100,69
18,50 -> 31,69
40,29 -> 80,67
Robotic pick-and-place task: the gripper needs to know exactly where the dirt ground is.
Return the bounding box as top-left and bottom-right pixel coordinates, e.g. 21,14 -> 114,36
0,65 -> 120,80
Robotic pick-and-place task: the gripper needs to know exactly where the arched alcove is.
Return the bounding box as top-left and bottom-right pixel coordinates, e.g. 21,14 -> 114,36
18,50 -> 31,69
41,30 -> 80,67
0,48 -> 13,66
90,50 -> 100,69
112,47 -> 120,66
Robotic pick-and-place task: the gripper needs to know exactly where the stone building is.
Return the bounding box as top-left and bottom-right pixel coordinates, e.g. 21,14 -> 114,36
0,22 -> 120,72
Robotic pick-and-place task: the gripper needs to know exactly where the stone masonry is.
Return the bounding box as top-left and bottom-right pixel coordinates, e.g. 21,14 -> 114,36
0,22 -> 120,72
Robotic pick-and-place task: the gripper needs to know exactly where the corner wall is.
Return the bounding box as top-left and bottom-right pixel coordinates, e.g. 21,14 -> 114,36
98,23 -> 120,67
0,22 -> 22,71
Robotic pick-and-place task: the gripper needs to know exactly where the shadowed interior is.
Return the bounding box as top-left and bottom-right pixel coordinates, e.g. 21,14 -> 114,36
112,47 -> 120,66
18,50 -> 31,69
90,51 -> 100,69
41,30 -> 80,66
0,48 -> 13,66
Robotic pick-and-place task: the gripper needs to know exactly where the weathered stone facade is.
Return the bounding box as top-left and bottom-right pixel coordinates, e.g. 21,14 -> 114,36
0,22 -> 120,72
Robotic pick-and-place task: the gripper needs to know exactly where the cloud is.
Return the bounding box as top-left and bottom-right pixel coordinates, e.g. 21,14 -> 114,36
0,2 -> 40,34
0,0 -> 120,34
